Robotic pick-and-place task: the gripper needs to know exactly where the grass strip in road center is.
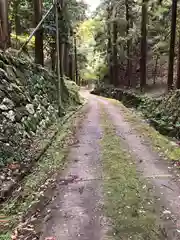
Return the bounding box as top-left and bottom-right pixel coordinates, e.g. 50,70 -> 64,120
99,104 -> 163,240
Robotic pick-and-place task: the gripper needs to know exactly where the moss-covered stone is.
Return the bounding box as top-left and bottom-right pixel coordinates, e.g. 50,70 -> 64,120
0,51 -> 81,166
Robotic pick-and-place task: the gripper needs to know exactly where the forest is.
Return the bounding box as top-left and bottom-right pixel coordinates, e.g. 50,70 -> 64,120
0,0 -> 87,86
1,0 -> 180,240
1,0 -> 180,92
77,0 -> 180,92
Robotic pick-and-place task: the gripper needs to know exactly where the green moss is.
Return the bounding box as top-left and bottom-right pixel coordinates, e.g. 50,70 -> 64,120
0,233 -> 11,240
99,105 -> 162,240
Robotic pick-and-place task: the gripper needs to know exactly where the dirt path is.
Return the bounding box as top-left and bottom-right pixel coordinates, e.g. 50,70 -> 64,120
40,96 -> 108,240
39,92 -> 180,240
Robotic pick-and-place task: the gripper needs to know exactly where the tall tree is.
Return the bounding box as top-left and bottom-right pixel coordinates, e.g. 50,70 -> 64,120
167,0 -> 177,90
59,0 -> 64,85
0,0 -> 9,50
14,0 -> 22,35
140,0 -> 147,91
112,9 -> 118,86
64,38 -> 70,77
74,32 -> 79,84
68,28 -> 75,81
34,0 -> 44,65
176,33 -> 180,89
125,0 -> 133,87
107,4 -> 113,84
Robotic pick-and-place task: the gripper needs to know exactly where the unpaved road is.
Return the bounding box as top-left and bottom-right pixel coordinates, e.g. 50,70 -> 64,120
40,92 -> 180,240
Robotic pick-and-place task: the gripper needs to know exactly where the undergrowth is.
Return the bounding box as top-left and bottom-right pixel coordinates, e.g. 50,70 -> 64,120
99,104 -> 163,240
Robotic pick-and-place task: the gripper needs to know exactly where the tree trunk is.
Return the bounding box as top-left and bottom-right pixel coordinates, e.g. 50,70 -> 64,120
112,16 -> 118,86
59,0 -> 67,92
14,0 -> 22,35
126,0 -> 133,87
15,14 -> 21,35
68,53 -> 74,80
107,5 -> 113,84
64,41 -> 69,77
34,0 -> 44,65
153,55 -> 159,85
167,0 -> 177,90
69,29 -> 75,81
74,33 -> 79,85
140,0 -> 147,91
0,0 -> 9,50
176,34 -> 180,89
59,42 -> 64,84
50,43 -> 56,71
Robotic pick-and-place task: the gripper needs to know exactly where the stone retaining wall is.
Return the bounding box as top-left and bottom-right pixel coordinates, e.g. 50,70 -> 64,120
0,52 -> 79,167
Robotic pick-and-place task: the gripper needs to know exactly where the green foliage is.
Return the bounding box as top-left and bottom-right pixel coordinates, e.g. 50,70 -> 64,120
10,0 -> 34,34
77,0 -> 178,87
11,33 -> 35,49
76,18 -> 106,81
0,233 -> 11,240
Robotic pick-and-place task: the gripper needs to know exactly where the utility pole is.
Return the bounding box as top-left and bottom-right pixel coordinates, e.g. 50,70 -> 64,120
55,0 -> 62,116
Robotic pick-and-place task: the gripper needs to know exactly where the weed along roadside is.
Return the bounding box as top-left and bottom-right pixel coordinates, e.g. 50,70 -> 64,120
99,104 -> 164,240
0,103 -> 87,240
